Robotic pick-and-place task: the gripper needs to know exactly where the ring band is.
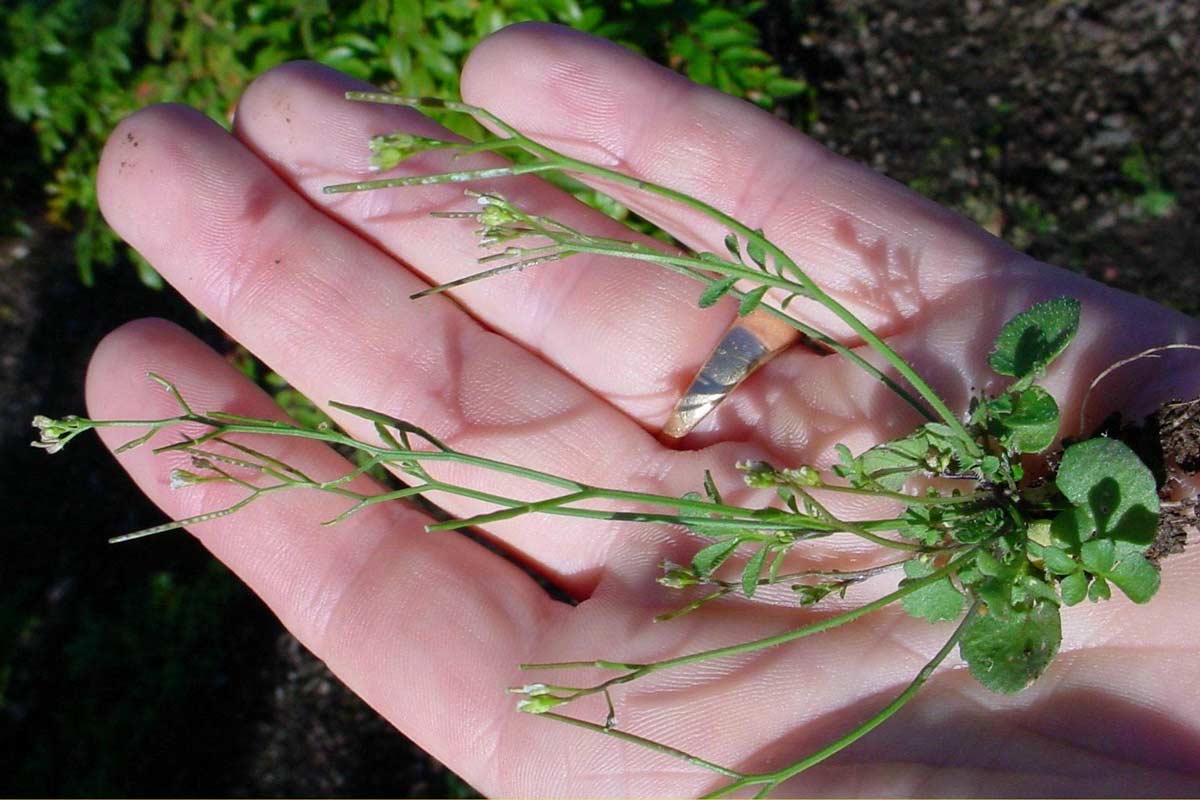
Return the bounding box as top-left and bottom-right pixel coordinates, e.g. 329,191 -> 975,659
661,308 -> 802,439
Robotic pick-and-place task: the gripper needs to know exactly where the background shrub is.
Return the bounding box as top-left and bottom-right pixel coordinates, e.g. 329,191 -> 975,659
1,0 -> 806,287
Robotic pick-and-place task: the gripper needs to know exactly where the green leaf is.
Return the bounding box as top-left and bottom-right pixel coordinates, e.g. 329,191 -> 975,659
1022,575 -> 1062,606
987,297 -> 1081,378
1135,190 -> 1176,219
1088,575 -> 1112,602
745,236 -> 767,270
960,600 -> 1062,693
1079,538 -> 1115,574
1049,507 -> 1087,549
699,276 -> 737,308
738,286 -> 769,316
1060,570 -> 1088,606
954,506 -> 1007,544
724,233 -> 740,261
1056,438 -> 1159,544
1105,541 -> 1160,604
765,75 -> 808,97
900,560 -> 965,623
1041,546 -> 1078,576
741,545 -> 769,597
1001,386 -> 1060,453
856,429 -> 940,490
692,538 -> 740,578
975,550 -> 1004,577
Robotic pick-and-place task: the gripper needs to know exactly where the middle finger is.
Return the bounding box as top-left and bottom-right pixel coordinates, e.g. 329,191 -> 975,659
232,61 -> 736,429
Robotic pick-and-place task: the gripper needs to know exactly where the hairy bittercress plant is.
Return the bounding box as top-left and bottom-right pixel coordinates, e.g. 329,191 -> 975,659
35,93 -> 1169,797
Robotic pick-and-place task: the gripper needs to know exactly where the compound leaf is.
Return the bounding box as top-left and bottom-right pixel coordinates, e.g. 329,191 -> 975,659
1057,438 -> 1159,544
960,599 -> 1062,693
988,297 -> 1081,378
1104,541 -> 1161,604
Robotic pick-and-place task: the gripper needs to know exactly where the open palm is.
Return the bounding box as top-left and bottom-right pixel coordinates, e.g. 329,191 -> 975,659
89,23 -> 1200,797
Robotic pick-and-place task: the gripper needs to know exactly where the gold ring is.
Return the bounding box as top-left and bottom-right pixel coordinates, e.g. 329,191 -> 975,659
661,308 -> 803,439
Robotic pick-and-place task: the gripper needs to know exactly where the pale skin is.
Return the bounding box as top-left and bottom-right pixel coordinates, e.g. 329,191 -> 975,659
89,23 -> 1200,797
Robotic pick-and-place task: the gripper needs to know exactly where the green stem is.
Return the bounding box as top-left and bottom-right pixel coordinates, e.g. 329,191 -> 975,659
337,93 -> 977,452
704,602 -> 978,798
522,549 -> 976,681
537,712 -> 746,780
424,486 -> 923,551
811,482 -> 988,506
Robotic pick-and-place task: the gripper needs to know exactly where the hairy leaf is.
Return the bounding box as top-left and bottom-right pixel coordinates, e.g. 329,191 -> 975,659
692,538 -> 740,578
699,276 -> 738,308
741,545 -> 770,597
745,236 -> 767,270
1108,550 -> 1160,603
1094,541 -> 1161,604
960,600 -> 1062,693
738,286 -> 769,316
855,428 -> 951,490
1001,386 -> 1060,453
724,233 -> 740,261
988,297 -> 1081,378
1057,438 -> 1159,543
900,560 -> 965,622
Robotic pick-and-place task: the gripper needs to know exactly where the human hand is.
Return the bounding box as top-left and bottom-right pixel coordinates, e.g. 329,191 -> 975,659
89,23 -> 1200,797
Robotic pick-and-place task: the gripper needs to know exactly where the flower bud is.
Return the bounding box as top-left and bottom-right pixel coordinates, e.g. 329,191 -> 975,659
517,694 -> 568,714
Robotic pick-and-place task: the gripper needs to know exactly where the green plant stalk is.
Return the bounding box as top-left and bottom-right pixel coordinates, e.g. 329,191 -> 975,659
655,554 -> 925,622
538,712 -> 748,780
515,592 -> 979,795
57,404 -> 932,550
520,548 -> 977,688
704,602 -> 979,798
326,93 -> 978,452
426,487 -> 927,552
419,201 -> 935,423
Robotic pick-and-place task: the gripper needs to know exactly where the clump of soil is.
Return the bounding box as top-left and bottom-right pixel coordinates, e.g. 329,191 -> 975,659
1147,397 -> 1200,564
1101,396 -> 1200,565
1159,397 -> 1200,475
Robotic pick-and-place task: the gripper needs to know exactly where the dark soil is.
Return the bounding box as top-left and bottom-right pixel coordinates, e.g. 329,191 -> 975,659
1159,397 -> 1200,475
784,0 -> 1200,317
3,0 -> 1198,796
1147,396 -> 1200,565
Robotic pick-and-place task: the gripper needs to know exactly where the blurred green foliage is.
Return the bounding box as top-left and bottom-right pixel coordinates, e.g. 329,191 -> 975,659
1119,146 -> 1176,220
1,0 -> 807,287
